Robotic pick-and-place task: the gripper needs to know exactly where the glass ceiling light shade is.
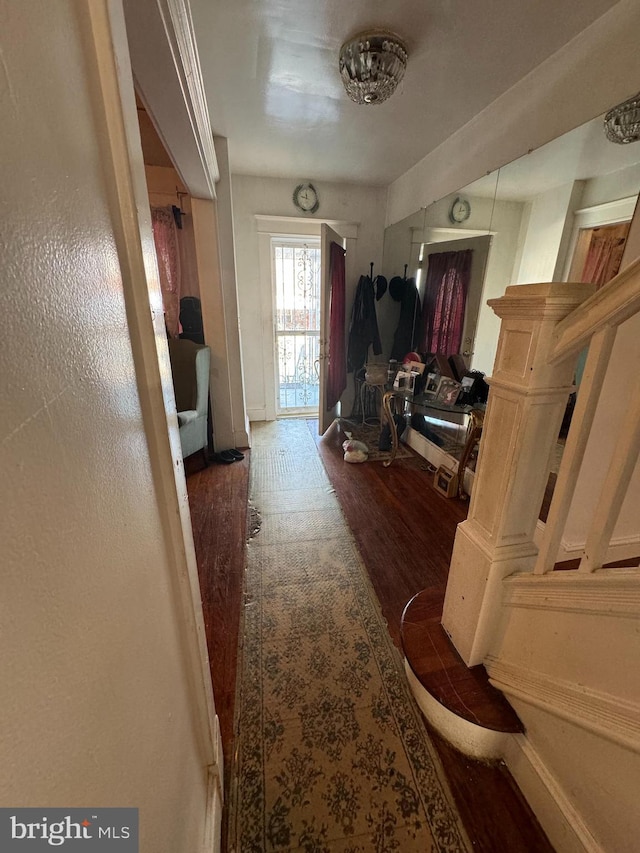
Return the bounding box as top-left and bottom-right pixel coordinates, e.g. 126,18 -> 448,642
339,31 -> 407,105
604,92 -> 640,144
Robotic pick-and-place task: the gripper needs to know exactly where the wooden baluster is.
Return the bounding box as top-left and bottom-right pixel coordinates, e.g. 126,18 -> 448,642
534,326 -> 616,574
579,372 -> 640,572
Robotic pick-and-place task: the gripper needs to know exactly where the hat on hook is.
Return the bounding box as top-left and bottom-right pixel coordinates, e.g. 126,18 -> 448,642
375,275 -> 387,300
389,275 -> 406,301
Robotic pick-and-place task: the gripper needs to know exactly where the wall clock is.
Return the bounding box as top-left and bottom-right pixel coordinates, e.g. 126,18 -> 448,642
449,196 -> 471,223
293,182 -> 320,214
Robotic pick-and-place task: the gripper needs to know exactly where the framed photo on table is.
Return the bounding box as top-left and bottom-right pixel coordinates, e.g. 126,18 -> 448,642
435,378 -> 461,406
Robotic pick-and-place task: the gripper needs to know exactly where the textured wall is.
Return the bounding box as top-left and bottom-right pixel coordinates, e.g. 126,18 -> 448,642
0,3 -> 211,850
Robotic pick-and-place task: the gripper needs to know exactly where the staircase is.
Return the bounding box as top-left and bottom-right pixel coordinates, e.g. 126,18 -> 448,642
406,260 -> 640,852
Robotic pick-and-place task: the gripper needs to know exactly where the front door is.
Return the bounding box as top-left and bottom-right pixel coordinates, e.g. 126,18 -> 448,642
319,223 -> 346,434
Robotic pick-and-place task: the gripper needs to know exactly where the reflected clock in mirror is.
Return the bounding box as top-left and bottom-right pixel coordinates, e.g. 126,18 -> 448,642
449,196 -> 471,223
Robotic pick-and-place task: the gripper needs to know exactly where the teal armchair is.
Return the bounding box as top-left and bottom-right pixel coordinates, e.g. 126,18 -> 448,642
167,338 -> 211,462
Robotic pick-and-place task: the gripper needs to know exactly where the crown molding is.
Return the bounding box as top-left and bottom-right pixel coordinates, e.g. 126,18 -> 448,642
157,0 -> 219,188
124,0 -> 218,198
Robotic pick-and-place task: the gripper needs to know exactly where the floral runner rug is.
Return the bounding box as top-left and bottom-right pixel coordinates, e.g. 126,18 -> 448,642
228,419 -> 471,853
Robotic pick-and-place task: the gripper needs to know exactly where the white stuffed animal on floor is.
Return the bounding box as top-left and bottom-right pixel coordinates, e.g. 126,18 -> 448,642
342,439 -> 369,464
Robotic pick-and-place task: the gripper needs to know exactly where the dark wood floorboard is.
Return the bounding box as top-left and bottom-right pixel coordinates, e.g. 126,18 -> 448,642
314,419 -> 468,648
313,418 -> 554,853
402,589 -> 523,732
185,452 -> 249,763
185,423 -> 554,853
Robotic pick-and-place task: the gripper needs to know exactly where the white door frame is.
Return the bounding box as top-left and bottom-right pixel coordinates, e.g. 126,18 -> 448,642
271,236 -> 322,417
562,195 -> 637,281
255,216 -> 358,421
93,3 -> 224,846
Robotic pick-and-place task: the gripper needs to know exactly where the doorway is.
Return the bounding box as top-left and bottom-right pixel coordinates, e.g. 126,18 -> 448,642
272,238 -> 321,415
567,221 -> 631,287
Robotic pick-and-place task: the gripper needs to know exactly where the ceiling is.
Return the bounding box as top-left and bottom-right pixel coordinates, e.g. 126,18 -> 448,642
190,0 -> 620,186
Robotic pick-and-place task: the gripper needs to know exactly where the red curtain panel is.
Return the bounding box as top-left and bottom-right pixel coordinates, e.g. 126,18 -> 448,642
419,249 -> 473,354
151,206 -> 182,337
326,242 -> 347,409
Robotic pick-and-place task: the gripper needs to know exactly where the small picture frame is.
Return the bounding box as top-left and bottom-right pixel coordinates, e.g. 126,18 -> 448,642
424,372 -> 439,395
393,369 -> 415,393
434,465 -> 459,498
435,378 -> 461,406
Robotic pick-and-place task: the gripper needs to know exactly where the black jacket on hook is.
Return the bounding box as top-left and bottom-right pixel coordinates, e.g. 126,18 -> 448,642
347,275 -> 382,373
390,277 -> 421,361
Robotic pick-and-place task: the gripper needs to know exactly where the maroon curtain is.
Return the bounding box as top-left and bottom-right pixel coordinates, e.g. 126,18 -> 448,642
326,242 -> 347,409
151,206 -> 182,337
419,249 -> 473,354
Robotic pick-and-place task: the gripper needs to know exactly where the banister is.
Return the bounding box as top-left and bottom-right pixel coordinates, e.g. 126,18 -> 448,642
534,325 -> 616,575
549,256 -> 640,364
578,379 -> 640,572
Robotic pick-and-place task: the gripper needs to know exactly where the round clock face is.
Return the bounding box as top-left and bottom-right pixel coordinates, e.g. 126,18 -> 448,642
293,182 -> 319,213
450,197 -> 471,223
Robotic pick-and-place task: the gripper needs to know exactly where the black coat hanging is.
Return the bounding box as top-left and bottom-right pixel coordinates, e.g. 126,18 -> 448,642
347,263 -> 382,373
390,266 -> 421,361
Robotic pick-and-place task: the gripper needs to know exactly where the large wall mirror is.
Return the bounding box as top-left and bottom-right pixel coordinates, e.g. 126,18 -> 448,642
380,112 -> 640,376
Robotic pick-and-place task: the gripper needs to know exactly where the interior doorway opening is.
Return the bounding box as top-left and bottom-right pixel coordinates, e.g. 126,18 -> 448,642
272,238 -> 322,415
567,220 -> 631,288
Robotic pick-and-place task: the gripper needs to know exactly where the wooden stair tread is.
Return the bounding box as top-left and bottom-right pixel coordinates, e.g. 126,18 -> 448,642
401,588 -> 523,734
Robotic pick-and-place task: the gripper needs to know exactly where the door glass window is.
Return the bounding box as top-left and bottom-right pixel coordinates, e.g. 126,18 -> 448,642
273,240 -> 321,414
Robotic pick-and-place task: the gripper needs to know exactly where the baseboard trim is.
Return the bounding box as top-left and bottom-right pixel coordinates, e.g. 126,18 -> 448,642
404,660 -> 507,760
202,762 -> 224,853
233,427 -> 250,448
404,427 -> 475,495
503,735 -> 603,853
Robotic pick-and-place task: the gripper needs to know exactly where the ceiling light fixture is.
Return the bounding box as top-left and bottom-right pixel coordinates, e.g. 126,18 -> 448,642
604,92 -> 640,144
339,31 -> 408,106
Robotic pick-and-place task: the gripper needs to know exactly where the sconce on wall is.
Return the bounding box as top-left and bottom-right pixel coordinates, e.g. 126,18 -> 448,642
604,92 -> 640,144
339,31 -> 408,105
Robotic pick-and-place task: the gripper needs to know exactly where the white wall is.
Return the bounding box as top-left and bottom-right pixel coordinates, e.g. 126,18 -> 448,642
465,201 -> 526,373
515,182 -> 584,284
0,4 -> 216,850
386,0 -> 640,227
491,596 -> 640,851
581,162 -> 640,209
211,137 -> 250,447
231,175 -> 387,420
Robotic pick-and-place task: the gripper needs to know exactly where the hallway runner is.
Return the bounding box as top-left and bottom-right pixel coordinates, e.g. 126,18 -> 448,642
228,419 -> 470,852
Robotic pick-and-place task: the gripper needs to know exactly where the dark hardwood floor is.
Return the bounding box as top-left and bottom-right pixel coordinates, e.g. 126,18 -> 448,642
185,422 -> 554,852
401,588 -> 523,732
316,418 -> 553,852
185,451 -> 249,762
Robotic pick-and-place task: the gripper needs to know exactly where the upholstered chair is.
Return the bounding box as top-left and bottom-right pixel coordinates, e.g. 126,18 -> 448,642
167,338 -> 211,463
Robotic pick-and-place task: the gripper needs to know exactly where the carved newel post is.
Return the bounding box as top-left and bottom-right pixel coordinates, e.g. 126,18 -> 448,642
442,283 -> 594,666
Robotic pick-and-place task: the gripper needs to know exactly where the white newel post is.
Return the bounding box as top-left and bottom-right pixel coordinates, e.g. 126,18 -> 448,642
442,283 -> 594,666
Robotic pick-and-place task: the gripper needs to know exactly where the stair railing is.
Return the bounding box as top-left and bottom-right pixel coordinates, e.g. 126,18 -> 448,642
442,257 -> 640,666
536,257 -> 640,574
